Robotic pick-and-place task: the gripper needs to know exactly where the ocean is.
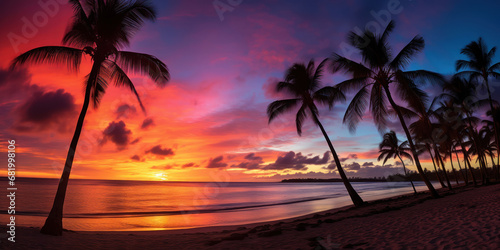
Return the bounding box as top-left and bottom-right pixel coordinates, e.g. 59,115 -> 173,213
0,178 -> 433,231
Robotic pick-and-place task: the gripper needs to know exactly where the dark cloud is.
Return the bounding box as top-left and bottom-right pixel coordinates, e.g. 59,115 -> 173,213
344,162 -> 361,171
102,120 -> 132,150
206,156 -> 228,168
151,165 -> 175,170
362,162 -> 374,167
324,162 -> 337,170
115,104 -> 137,119
145,145 -> 175,158
231,161 -> 262,170
182,162 -> 199,168
131,155 -> 143,162
230,153 -> 264,170
262,151 -> 330,171
339,153 -> 358,163
14,88 -> 77,133
244,153 -> 263,161
0,68 -> 34,98
141,117 -> 155,129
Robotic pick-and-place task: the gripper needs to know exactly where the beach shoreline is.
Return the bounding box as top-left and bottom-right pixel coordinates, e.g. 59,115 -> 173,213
2,183 -> 499,249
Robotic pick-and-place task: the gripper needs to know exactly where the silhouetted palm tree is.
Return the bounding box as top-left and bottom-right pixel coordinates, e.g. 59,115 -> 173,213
267,58 -> 364,206
486,106 -> 500,168
456,38 -> 500,172
378,131 -> 417,193
10,0 -> 169,235
331,20 -> 442,197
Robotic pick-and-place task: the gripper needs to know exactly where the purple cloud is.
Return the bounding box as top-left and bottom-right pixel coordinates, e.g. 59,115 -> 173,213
145,145 -> 175,158
206,156 -> 227,168
102,121 -> 132,150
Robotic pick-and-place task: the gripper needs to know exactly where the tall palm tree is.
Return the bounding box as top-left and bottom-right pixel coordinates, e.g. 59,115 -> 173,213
378,131 -> 417,193
456,38 -> 500,172
331,20 -> 442,197
486,106 -> 500,167
10,0 -> 169,235
267,58 -> 364,206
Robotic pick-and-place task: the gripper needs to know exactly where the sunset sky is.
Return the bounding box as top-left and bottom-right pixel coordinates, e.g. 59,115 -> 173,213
1,0 -> 500,182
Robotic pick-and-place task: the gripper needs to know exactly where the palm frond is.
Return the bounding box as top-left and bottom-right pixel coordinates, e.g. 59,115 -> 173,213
370,83 -> 388,133
335,77 -> 370,93
296,104 -> 307,136
11,46 -> 83,72
330,53 -> 372,78
395,70 -> 428,114
389,35 -> 424,69
455,59 -> 476,72
116,51 -> 170,85
312,58 -> 329,86
343,86 -> 369,133
401,70 -> 445,85
267,98 -> 300,124
105,59 -> 146,113
313,86 -> 345,109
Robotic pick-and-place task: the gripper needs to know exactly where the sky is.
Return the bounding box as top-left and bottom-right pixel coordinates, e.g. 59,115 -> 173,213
1,0 -> 500,182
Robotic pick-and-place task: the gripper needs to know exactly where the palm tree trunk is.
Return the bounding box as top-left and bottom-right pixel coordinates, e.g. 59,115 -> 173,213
449,152 -> 459,185
455,150 -> 467,184
428,148 -> 446,188
311,110 -> 364,206
465,112 -> 489,184
383,87 -> 439,197
435,147 -> 452,190
455,150 -> 469,185
459,141 -> 477,186
40,61 -> 100,235
483,77 -> 500,177
397,155 -> 417,194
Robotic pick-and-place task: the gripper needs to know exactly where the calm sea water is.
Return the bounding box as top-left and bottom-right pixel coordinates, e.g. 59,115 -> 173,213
0,178 -> 433,231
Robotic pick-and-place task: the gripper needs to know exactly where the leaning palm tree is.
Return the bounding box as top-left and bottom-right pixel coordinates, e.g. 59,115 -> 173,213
456,38 -> 500,172
331,20 -> 442,197
267,58 -> 364,206
10,0 -> 169,235
378,131 -> 417,193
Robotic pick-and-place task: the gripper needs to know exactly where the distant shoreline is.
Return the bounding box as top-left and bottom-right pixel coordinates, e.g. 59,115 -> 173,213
281,178 -> 392,182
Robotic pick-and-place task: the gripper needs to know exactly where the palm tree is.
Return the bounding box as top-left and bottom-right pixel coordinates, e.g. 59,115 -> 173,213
378,131 -> 417,193
331,20 -> 442,197
10,0 -> 169,235
486,106 -> 500,168
407,98 -> 451,189
267,58 -> 364,206
456,38 -> 500,173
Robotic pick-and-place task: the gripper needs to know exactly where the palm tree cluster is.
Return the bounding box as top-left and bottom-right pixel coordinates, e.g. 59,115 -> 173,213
267,21 -> 500,206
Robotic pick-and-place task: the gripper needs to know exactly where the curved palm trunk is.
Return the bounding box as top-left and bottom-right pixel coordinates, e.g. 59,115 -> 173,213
483,77 -> 500,175
40,61 -> 100,235
465,113 -> 489,184
397,155 -> 417,194
311,111 -> 364,206
383,87 -> 439,197
455,150 -> 467,184
435,147 -> 452,190
428,149 -> 446,188
459,141 -> 477,186
449,152 -> 459,185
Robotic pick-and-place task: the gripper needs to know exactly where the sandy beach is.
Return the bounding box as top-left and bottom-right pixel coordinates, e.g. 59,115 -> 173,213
1,183 -> 499,249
